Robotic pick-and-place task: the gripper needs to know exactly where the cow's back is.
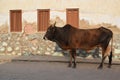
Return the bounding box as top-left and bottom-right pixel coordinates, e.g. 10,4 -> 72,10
68,26 -> 113,50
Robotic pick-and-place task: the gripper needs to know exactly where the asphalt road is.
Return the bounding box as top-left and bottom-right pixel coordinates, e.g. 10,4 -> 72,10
0,61 -> 120,80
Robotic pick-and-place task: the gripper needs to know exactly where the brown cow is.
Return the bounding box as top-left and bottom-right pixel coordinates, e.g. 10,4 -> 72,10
43,23 -> 113,69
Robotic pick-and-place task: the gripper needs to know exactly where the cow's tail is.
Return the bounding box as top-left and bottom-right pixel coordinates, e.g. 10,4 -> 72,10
108,35 -> 113,68
110,35 -> 113,57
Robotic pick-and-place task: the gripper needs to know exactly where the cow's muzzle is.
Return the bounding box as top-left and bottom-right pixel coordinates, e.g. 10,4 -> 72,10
43,36 -> 47,40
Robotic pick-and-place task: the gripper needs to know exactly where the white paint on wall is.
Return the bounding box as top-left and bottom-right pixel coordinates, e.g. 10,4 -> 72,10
0,14 -> 9,26
50,10 -> 66,22
80,12 -> 120,27
22,10 -> 37,23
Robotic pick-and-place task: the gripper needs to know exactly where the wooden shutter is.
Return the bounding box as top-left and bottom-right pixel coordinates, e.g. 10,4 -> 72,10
66,8 -> 79,28
37,9 -> 50,31
10,10 -> 22,32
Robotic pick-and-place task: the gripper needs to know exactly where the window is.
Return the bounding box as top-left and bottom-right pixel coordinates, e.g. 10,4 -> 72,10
37,9 -> 50,31
10,10 -> 22,32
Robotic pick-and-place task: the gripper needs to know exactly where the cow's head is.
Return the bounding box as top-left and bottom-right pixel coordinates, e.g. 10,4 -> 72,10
43,22 -> 56,41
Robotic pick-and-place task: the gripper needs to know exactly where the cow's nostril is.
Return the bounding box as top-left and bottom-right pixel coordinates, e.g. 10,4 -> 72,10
43,36 -> 47,40
43,36 -> 45,39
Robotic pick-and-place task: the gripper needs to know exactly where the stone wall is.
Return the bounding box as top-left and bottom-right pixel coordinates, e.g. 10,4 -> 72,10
0,32 -> 63,56
0,32 -> 120,60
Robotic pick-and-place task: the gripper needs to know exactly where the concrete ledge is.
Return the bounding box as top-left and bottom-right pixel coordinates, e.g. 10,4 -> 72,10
0,55 -> 120,65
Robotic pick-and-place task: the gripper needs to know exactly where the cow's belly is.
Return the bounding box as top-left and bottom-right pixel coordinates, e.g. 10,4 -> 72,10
79,46 -> 97,51
72,43 -> 99,51
58,41 -> 100,51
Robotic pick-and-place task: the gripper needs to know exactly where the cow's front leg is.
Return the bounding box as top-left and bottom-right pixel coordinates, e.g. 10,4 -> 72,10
68,50 -> 72,67
72,49 -> 77,68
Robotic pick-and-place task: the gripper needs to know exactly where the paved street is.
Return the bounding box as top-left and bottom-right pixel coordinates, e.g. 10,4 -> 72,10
0,61 -> 120,80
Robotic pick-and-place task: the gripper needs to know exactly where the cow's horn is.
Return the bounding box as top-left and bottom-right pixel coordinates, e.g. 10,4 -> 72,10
53,22 -> 56,27
51,21 -> 56,27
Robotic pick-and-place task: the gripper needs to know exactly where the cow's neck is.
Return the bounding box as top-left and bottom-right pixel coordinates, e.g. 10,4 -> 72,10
54,28 -> 70,50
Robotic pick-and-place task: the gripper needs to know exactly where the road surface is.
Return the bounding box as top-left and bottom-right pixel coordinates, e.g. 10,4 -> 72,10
0,61 -> 120,80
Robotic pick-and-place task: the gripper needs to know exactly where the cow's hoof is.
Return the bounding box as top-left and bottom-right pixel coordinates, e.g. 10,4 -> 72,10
108,65 -> 111,68
68,64 -> 72,68
97,66 -> 103,69
72,65 -> 76,68
72,66 -> 76,69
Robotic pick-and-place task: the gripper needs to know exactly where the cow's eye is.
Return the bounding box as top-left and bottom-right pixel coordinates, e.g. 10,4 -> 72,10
47,29 -> 50,31
47,29 -> 51,32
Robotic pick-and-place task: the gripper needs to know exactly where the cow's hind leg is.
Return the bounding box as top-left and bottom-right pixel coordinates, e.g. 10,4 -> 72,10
98,37 -> 112,69
98,48 -> 107,69
98,55 -> 106,69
